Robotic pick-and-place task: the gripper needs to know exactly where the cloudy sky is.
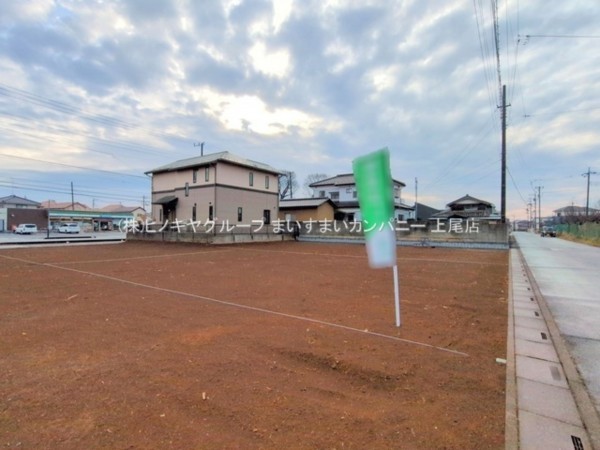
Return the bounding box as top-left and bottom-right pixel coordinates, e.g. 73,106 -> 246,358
0,0 -> 598,219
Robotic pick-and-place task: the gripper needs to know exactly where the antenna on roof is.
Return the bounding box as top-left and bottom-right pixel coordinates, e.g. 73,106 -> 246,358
194,142 -> 205,156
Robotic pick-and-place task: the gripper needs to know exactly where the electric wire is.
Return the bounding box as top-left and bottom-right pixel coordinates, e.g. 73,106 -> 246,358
0,153 -> 148,179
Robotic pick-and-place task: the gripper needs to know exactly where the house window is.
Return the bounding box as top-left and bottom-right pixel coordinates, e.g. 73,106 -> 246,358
193,169 -> 198,184
265,175 -> 270,189
237,207 -> 243,222
319,190 -> 325,197
192,203 -> 197,221
185,182 -> 189,197
353,190 -> 357,199
330,192 -> 339,200
205,167 -> 210,182
249,172 -> 254,186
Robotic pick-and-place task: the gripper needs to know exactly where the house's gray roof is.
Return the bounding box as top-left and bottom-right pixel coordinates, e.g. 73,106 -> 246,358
0,195 -> 41,207
145,151 -> 282,175
414,202 -> 441,219
279,198 -> 335,209
447,194 -> 493,207
310,173 -> 406,188
101,204 -> 145,213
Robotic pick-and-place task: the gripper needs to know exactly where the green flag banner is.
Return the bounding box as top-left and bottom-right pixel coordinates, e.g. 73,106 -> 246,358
352,148 -> 397,268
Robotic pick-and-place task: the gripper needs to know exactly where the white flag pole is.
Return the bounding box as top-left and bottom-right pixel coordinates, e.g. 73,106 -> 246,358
393,264 -> 401,327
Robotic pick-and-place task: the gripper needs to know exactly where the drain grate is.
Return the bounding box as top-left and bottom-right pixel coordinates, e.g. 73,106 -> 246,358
571,435 -> 584,450
550,366 -> 562,381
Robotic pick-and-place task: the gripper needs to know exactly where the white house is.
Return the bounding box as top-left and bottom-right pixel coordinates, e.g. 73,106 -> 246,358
309,173 -> 414,221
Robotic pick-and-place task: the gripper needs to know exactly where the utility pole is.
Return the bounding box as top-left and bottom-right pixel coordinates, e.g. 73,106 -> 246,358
194,142 -> 205,156
414,177 -> 418,220
532,195 -> 537,232
499,85 -> 510,223
535,185 -> 543,230
582,167 -> 598,216
71,182 -> 75,211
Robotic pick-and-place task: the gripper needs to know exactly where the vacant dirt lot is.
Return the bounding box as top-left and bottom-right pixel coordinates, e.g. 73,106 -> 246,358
0,241 -> 508,449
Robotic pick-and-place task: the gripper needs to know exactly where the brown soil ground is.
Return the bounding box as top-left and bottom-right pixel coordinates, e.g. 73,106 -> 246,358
0,241 -> 508,449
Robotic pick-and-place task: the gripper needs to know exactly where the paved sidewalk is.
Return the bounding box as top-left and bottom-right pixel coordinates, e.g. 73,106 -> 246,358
508,235 -> 600,449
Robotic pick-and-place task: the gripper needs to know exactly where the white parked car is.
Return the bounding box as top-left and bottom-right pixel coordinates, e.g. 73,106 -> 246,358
14,224 -> 38,234
58,223 -> 81,234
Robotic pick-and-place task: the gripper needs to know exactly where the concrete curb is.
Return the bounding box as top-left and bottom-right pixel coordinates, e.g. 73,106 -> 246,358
505,249 -> 519,449
519,250 -> 600,450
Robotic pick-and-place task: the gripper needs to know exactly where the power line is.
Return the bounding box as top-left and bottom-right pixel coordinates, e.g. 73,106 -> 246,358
524,34 -> 600,39
507,166 -> 527,205
0,153 -> 148,179
0,182 -> 144,204
523,106 -> 600,118
0,176 -> 146,200
491,0 -> 503,98
422,119 -> 495,190
0,83 -> 194,146
0,111 -> 175,158
473,0 -> 501,130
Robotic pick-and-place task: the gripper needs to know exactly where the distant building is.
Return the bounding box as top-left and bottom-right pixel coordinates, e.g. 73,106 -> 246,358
146,151 -> 281,225
554,205 -> 600,218
0,195 -> 45,232
0,195 -> 40,209
309,173 -> 413,221
279,198 -> 336,222
101,204 -> 146,220
40,200 -> 91,211
431,194 -> 498,220
414,202 -> 441,221
36,201 -> 142,231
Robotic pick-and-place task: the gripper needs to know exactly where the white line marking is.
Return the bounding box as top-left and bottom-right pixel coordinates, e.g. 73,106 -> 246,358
49,249 -> 233,265
0,253 -> 469,357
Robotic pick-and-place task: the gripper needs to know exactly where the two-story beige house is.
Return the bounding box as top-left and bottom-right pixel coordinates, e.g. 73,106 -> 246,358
145,152 -> 281,226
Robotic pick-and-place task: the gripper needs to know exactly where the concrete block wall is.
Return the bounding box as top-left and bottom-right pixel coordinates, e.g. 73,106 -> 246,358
298,219 -> 509,245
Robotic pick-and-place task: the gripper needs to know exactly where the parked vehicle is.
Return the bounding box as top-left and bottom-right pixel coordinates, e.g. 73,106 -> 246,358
541,226 -> 557,237
14,224 -> 38,234
58,222 -> 81,234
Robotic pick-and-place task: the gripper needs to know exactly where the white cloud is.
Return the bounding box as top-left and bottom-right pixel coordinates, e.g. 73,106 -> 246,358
248,42 -> 291,78
195,88 -> 338,137
0,0 -> 54,24
272,0 -> 293,33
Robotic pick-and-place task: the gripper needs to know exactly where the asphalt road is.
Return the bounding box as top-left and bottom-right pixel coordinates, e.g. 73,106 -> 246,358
513,231 -> 600,415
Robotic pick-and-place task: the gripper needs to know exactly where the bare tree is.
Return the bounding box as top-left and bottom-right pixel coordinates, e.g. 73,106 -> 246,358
279,171 -> 299,200
303,173 -> 329,197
